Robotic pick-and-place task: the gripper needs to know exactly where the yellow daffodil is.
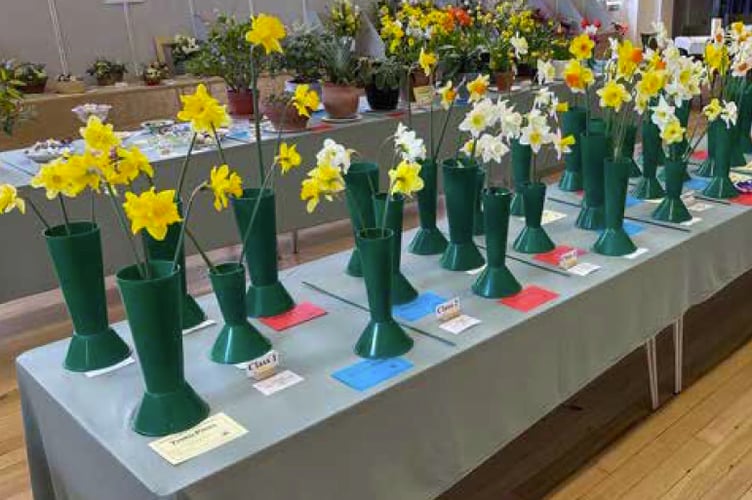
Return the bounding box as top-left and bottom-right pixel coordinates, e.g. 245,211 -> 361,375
275,142 -> 302,173
660,118 -> 685,144
616,39 -> 643,79
0,184 -> 25,214
31,160 -> 73,199
61,152 -> 100,195
300,163 -> 345,212
388,160 -> 424,196
208,165 -> 243,211
300,178 -> 323,213
116,146 -> 154,182
704,43 -> 729,75
467,74 -> 490,103
292,84 -> 320,118
597,80 -> 631,111
245,14 -> 286,54
177,83 -> 231,134
556,101 -> 569,113
703,98 -> 723,121
569,33 -> 595,60
80,116 -> 120,153
438,80 -> 457,110
418,48 -> 438,76
122,188 -> 182,240
637,69 -> 666,98
563,59 -> 594,94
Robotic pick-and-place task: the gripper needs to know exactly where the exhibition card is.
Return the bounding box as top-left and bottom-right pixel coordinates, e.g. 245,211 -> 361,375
332,358 -> 414,391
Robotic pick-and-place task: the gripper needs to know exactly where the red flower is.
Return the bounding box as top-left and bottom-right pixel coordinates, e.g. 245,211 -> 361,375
593,18 -> 602,28
580,18 -> 589,29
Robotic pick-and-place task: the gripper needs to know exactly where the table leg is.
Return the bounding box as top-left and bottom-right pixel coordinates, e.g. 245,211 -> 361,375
645,337 -> 660,410
673,316 -> 684,394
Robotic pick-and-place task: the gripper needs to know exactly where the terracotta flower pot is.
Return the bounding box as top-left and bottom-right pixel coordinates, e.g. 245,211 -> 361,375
400,69 -> 430,103
262,101 -> 309,132
322,83 -> 359,118
226,88 -> 254,117
494,71 -> 514,92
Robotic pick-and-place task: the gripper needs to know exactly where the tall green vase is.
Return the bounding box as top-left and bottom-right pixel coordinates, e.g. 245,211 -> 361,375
621,124 -> 641,177
576,132 -> 607,230
354,228 -> 413,359
408,158 -> 447,255
116,261 -> 210,437
696,124 -> 716,178
373,193 -> 418,305
739,84 -> 752,154
513,182 -> 555,253
232,188 -> 295,317
473,188 -> 522,298
652,160 -> 692,223
209,263 -> 271,364
632,119 -> 666,199
593,158 -> 637,256
473,168 -> 486,236
510,140 -> 531,216
343,162 -> 379,275
703,121 -> 740,199
559,107 -> 587,191
144,203 -> 206,330
440,159 -> 485,271
45,222 -> 130,372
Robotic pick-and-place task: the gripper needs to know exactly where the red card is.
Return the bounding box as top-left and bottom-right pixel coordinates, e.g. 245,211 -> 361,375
691,150 -> 709,161
386,111 -> 406,118
731,193 -> 752,206
259,302 -> 327,331
309,123 -> 334,133
534,246 -> 587,266
500,286 -> 559,313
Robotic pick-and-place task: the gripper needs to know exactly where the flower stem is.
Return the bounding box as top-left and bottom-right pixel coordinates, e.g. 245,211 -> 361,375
57,196 -> 71,235
176,133 -> 197,199
249,50 -> 265,182
185,227 -> 216,272
172,182 -> 205,273
26,198 -> 51,230
211,125 -> 228,166
104,183 -> 146,279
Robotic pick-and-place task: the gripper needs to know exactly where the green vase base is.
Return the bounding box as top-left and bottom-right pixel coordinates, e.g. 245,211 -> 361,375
392,272 -> 419,305
702,176 -> 741,199
593,228 -> 637,256
631,176 -> 665,200
440,241 -> 486,271
575,205 -> 605,230
408,227 -> 448,255
63,329 -> 131,372
132,381 -> 210,437
510,193 -> 525,217
354,320 -> 413,359
652,197 -> 692,223
181,294 -> 207,330
628,159 -> 642,178
210,325 -> 272,364
695,158 -> 715,178
559,170 -> 583,191
513,226 -> 555,254
345,248 -> 363,277
472,265 -> 522,298
246,281 -> 295,318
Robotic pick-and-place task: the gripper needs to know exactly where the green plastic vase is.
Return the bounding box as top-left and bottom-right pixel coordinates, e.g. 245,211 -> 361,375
473,168 -> 486,236
473,188 -> 522,298
116,261 -> 210,437
593,158 -> 637,256
738,84 -> 752,154
45,222 -> 130,372
373,193 -> 418,305
440,159 -> 485,271
354,228 -> 413,359
576,132 -> 607,230
652,160 -> 692,223
232,188 -> 295,317
559,107 -> 587,191
703,121 -> 740,199
209,263 -> 272,364
510,140 -> 532,216
695,124 -> 716,178
343,162 -> 379,275
144,202 -> 206,330
621,124 -> 642,178
408,158 -> 447,255
632,119 -> 666,199
513,182 -> 555,253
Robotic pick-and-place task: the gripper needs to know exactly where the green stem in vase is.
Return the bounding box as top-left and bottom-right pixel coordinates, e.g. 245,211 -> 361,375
58,195 -> 71,235
175,133 -> 197,199
172,182 -> 206,272
26,197 -> 51,230
104,183 -> 146,279
185,227 -> 216,273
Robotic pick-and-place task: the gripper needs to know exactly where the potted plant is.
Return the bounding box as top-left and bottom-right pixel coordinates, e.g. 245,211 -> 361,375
0,61 -> 26,135
262,85 -> 319,132
320,37 -> 360,119
142,61 -> 169,86
489,40 -> 514,92
54,74 -> 86,94
171,34 -> 201,75
550,34 -> 570,79
187,14 -> 257,116
326,0 -> 361,42
87,59 -> 127,86
282,24 -> 325,97
357,57 -> 403,111
14,63 -> 48,94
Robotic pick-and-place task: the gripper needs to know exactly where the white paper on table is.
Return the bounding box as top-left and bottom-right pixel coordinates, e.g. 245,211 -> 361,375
567,262 -> 601,276
183,319 -> 216,336
253,370 -> 304,396
688,202 -> 714,212
623,247 -> 649,260
541,210 -> 567,225
439,315 -> 481,335
680,217 -> 702,226
466,265 -> 486,275
149,413 -> 247,465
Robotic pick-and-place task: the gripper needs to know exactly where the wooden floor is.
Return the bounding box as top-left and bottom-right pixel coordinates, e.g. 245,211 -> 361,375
3,177 -> 752,499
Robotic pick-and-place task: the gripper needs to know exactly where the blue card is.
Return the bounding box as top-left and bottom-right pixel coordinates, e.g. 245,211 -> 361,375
393,292 -> 446,322
685,178 -> 709,191
623,220 -> 645,236
332,358 -> 414,391
625,195 -> 643,208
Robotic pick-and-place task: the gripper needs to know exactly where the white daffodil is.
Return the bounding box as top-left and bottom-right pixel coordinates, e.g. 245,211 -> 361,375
652,21 -> 669,49
519,123 -> 553,154
650,96 -> 676,129
497,100 -> 523,140
510,32 -> 528,59
394,123 -> 426,162
316,138 -> 354,173
459,105 -> 492,138
526,108 -> 548,130
721,101 -> 738,128
475,133 -> 510,164
536,60 -> 555,85
552,129 -> 576,160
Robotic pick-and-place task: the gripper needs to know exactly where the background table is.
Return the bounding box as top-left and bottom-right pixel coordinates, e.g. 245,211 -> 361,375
17,169 -> 752,499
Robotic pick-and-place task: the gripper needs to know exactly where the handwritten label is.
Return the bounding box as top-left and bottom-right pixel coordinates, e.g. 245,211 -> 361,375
149,413 -> 247,465
253,370 -> 304,396
246,350 -> 280,380
435,297 -> 461,321
412,86 -> 435,107
440,315 -> 481,335
558,249 -> 579,270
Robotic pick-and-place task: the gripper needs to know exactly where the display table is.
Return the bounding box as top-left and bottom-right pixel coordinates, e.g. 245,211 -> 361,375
17,172 -> 752,499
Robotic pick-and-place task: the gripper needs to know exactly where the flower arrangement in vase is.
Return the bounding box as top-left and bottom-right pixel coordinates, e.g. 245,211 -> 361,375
87,58 -> 127,86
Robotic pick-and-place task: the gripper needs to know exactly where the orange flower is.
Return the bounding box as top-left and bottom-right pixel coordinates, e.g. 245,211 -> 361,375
448,6 -> 471,27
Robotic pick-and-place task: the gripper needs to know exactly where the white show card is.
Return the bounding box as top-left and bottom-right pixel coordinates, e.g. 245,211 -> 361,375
688,202 -> 713,212
253,370 -> 304,396
149,413 -> 248,465
439,315 -> 481,335
541,210 -> 567,225
567,262 -> 601,276
624,247 -> 649,260
680,217 -> 702,226
84,357 -> 135,378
